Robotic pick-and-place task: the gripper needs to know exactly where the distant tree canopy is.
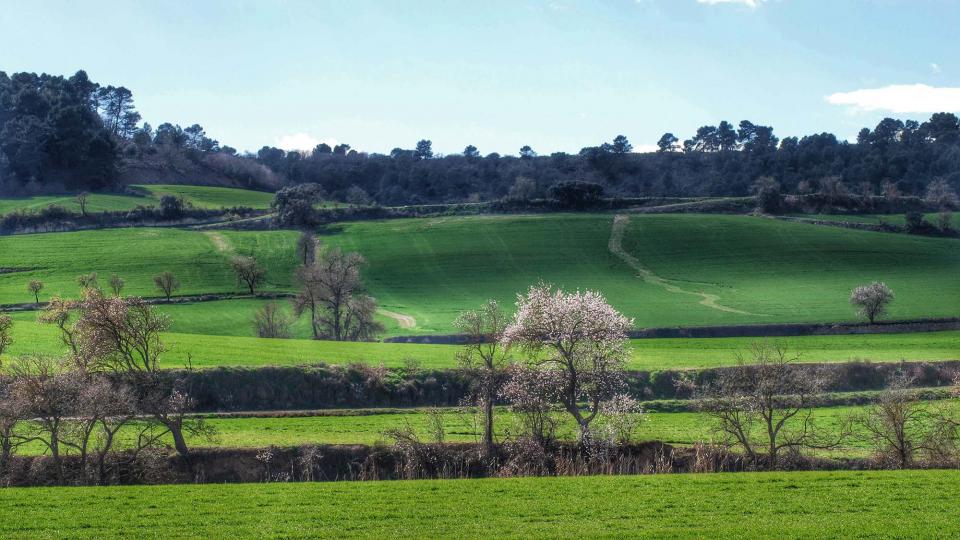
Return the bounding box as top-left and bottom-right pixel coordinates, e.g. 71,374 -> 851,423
3,70 -> 960,206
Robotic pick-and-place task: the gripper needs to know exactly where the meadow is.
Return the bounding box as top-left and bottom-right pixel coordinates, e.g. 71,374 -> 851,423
5,308 -> 957,369
0,184 -> 274,215
0,470 -> 956,538
791,213 -> 960,228
323,214 -> 960,332
0,228 -> 299,302
9,400 -> 958,456
2,214 -> 956,332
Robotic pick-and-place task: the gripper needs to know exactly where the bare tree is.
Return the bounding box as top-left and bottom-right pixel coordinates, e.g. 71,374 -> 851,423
454,300 -> 510,453
27,279 -> 43,304
292,248 -> 383,341
75,191 -> 90,216
0,376 -> 29,473
231,256 -> 266,295
925,177 -> 959,210
76,272 -> 99,292
691,342 -> 840,469
153,271 -> 180,301
856,372 -> 959,468
850,281 -> 894,324
295,230 -> 317,266
73,290 -> 169,372
253,302 -> 293,338
68,291 -> 207,460
38,296 -> 81,360
10,356 -> 80,484
0,314 -> 11,359
109,274 -> 125,297
501,284 -> 632,444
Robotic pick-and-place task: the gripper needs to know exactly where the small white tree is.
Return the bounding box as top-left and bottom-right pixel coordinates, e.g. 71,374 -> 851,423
501,284 -> 633,444
850,281 -> 894,324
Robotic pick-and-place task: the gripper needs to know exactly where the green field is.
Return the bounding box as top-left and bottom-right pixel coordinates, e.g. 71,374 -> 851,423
324,214 -> 960,333
0,184 -> 274,215
5,306 -> 957,369
9,400 -> 957,457
0,470 -> 956,538
792,213 -> 960,228
2,214 -> 957,332
0,228 -> 298,302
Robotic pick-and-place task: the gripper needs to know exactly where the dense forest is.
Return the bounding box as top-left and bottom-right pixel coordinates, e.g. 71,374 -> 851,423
2,70 -> 960,205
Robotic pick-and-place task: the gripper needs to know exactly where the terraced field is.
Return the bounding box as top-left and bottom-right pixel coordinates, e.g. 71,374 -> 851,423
324,214 -> 959,332
5,306 -> 957,369
1,470 -> 957,538
0,184 -> 274,215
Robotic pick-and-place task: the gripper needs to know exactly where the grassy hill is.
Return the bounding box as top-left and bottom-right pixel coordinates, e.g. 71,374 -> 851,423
0,184 -> 274,215
1,470 -> 957,538
1,213 -> 957,333
0,228 -> 298,302
323,214 -> 960,332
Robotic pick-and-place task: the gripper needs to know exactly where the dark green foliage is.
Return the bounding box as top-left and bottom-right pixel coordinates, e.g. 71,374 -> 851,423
547,181 -> 604,209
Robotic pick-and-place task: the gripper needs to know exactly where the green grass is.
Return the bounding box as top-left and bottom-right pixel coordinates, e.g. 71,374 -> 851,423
0,470 -> 956,538
0,184 -> 273,216
11,400 -> 958,456
793,213 -> 960,227
5,306 -> 958,369
0,228 -> 299,303
3,214 -> 957,332
323,214 -> 960,333
133,184 -> 274,209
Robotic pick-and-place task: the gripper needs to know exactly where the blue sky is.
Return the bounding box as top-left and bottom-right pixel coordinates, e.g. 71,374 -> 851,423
2,0 -> 958,155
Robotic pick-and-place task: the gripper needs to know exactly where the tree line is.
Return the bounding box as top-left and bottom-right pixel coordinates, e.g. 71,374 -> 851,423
3,70 -> 960,207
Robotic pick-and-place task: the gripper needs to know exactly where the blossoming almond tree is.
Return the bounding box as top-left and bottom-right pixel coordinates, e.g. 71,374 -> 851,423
501,284 -> 633,444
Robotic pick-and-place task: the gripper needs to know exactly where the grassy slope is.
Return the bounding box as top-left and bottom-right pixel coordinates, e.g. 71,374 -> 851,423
0,470 -> 956,538
793,213 -> 960,227
6,308 -> 958,369
0,228 -> 298,302
0,184 -> 273,215
324,214 -> 960,333
12,401 -> 959,455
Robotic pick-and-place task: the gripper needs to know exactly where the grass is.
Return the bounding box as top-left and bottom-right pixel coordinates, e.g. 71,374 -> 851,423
0,470 -> 957,538
792,212 -> 960,228
5,308 -> 958,369
9,400 -> 958,456
0,184 -> 273,215
2,214 -> 957,332
0,228 -> 299,303
323,214 -> 960,333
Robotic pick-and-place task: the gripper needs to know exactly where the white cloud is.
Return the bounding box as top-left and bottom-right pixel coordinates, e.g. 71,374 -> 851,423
696,0 -> 766,7
275,132 -> 338,152
930,63 -> 942,75
632,144 -> 660,154
825,84 -> 960,114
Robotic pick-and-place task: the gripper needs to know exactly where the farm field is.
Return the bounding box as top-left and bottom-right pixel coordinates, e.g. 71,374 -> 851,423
2,214 -> 957,334
0,228 -> 299,302
0,470 -> 957,538
10,400 -> 959,455
0,184 -> 274,215
324,214 -> 960,333
4,309 -> 957,369
791,213 -> 960,228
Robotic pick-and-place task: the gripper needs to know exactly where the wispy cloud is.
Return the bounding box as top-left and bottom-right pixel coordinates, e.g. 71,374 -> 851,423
696,0 -> 767,7
930,63 -> 942,75
275,133 -> 338,152
825,84 -> 960,114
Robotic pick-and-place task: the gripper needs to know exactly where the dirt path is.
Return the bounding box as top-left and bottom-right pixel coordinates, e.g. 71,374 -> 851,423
378,309 -> 417,329
204,231 -> 233,253
608,214 -> 758,316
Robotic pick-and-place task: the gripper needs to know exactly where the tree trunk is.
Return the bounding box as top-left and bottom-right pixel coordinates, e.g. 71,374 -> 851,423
169,424 -> 190,461
482,392 -> 495,454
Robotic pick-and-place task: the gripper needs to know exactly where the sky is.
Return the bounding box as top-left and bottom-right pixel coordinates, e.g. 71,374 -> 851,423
2,0 -> 959,155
